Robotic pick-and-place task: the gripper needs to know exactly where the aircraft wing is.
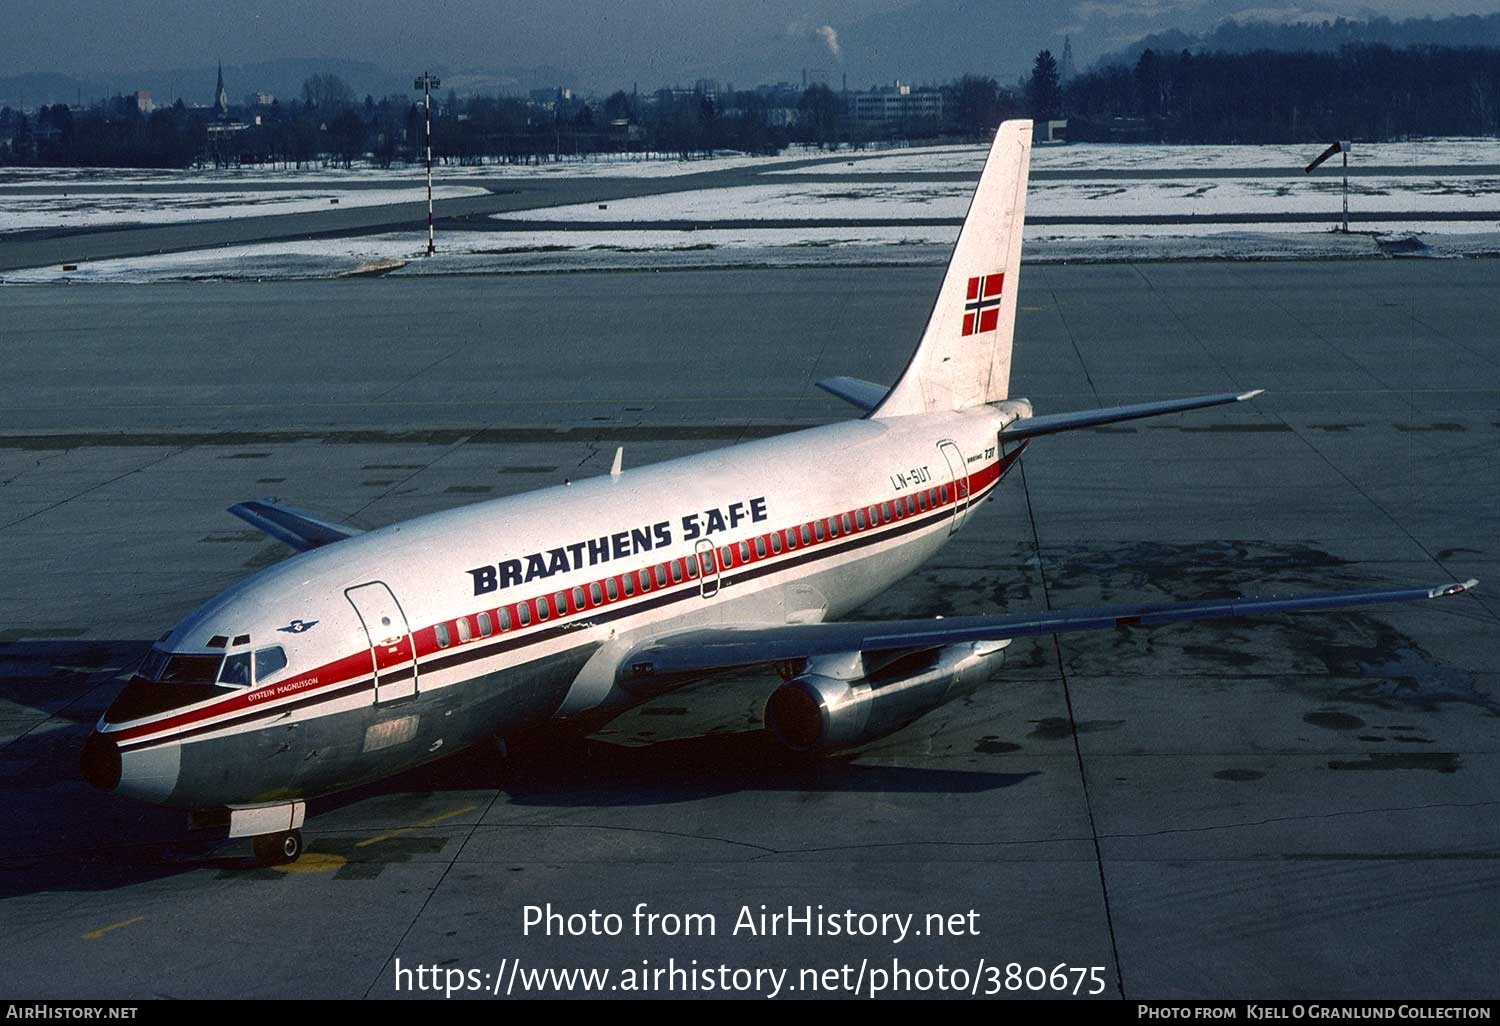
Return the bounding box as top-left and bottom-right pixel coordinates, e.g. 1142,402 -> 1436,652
620,579 -> 1476,688
227,499 -> 364,552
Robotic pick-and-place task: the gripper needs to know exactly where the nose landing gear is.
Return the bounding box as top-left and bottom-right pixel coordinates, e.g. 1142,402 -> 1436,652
252,829 -> 303,867
217,801 -> 307,867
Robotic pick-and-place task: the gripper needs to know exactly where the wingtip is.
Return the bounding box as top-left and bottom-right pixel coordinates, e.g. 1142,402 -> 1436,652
1236,388 -> 1266,401
1430,579 -> 1479,598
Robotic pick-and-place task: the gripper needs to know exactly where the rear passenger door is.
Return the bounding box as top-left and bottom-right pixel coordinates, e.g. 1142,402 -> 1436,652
696,539 -> 721,598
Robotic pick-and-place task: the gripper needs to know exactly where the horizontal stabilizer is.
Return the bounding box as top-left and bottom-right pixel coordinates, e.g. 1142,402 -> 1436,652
816,376 -> 890,412
1000,389 -> 1263,440
622,579 -> 1476,683
228,500 -> 363,552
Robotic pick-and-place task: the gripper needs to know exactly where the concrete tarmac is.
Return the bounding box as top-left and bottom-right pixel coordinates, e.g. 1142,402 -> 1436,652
0,262 -> 1497,999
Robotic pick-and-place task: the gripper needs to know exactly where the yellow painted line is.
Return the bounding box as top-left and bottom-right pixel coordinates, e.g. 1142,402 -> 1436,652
356,804 -> 477,848
272,851 -> 348,874
82,916 -> 143,940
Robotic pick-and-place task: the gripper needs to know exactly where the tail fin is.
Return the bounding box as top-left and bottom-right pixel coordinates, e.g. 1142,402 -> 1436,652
873,120 -> 1032,419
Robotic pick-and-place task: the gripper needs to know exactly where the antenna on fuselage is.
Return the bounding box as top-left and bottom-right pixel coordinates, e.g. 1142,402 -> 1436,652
610,446 -> 624,478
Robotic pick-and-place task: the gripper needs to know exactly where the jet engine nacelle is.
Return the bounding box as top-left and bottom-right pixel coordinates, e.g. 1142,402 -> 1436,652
764,640 -> 1009,753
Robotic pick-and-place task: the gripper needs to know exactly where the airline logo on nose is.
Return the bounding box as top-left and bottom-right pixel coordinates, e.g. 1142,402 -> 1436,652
277,619 -> 319,634
962,272 -> 1004,336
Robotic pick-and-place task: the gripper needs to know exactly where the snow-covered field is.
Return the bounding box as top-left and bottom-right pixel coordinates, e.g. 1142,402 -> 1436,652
777,138 -> 1500,174
0,185 -> 487,233
496,176 -> 1500,224
0,146 -> 843,186
6,222 -> 1498,285
4,138 -> 1499,282
3,138 -> 1497,191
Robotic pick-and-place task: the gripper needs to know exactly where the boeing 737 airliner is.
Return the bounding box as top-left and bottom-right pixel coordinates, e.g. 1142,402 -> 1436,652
81,121 -> 1475,865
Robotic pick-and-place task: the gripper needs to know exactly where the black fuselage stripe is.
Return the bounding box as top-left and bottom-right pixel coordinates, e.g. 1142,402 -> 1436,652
123,474 -> 1010,752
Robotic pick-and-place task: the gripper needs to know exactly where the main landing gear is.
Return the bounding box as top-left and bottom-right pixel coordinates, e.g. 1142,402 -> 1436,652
252,829 -> 303,867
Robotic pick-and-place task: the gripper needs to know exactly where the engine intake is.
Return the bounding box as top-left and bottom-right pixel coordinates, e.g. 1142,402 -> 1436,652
764,641 -> 1007,753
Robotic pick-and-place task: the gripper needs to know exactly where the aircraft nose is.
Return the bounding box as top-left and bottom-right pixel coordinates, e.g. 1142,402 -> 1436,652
80,731 -> 122,792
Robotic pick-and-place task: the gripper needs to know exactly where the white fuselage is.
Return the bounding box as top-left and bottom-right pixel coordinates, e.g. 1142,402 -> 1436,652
95,406 -> 1020,808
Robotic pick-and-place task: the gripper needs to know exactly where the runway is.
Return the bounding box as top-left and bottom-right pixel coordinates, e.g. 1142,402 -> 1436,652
1,261 -> 1497,998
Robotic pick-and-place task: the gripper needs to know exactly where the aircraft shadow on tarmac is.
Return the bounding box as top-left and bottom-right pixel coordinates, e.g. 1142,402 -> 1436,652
347,724 -> 1042,809
0,640 -> 1037,897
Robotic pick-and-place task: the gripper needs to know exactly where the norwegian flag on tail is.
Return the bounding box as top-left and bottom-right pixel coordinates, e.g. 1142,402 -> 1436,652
962,272 -> 1004,336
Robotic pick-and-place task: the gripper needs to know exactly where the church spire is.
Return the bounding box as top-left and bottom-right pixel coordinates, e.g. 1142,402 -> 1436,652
214,61 -> 228,117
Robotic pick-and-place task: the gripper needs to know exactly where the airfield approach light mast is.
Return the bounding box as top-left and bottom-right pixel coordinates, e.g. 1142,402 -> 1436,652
414,72 -> 442,255
1305,140 -> 1352,233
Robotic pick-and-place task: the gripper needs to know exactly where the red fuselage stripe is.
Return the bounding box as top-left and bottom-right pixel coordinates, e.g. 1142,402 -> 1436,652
112,456 -> 1016,745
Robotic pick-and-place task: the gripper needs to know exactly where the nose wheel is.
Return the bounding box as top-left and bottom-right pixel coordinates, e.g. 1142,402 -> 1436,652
252,829 -> 303,867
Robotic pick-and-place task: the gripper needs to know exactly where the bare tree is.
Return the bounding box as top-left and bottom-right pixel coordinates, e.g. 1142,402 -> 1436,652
301,73 -> 354,112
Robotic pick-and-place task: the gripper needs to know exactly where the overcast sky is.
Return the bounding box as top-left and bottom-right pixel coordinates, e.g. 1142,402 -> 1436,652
5,0 -> 1500,93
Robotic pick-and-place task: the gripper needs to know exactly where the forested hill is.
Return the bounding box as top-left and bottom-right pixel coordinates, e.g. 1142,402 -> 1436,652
1099,12 -> 1500,70
1066,43 -> 1500,143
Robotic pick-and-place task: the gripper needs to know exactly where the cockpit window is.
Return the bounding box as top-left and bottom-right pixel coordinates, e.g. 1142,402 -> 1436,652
138,649 -> 223,685
219,652 -> 252,687
254,646 -> 288,681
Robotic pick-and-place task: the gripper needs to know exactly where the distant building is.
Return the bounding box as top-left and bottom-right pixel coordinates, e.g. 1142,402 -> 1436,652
527,87 -> 573,111
845,81 -> 944,125
205,62 -> 248,165
1037,119 -> 1068,144
135,91 -> 154,114
212,62 -> 229,119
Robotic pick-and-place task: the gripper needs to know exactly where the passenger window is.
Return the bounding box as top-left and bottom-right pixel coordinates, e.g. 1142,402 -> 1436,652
884,501 -> 895,521
918,492 -> 928,512
590,582 -> 603,604
435,624 -> 451,649
457,617 -> 473,642
254,646 -> 288,680
856,509 -> 867,530
518,604 -> 532,626
755,537 -> 767,557
623,574 -> 636,597
801,525 -> 813,544
606,578 -> 619,600
573,586 -> 586,610
870,505 -> 881,524
720,545 -> 734,567
841,514 -> 853,533
655,565 -> 668,587
499,608 -> 512,631
478,612 -> 493,636
941,484 -> 950,503
536,600 -> 550,622
681,559 -> 694,580
638,569 -> 651,593
784,530 -> 796,551
770,533 -> 782,554
739,541 -> 751,562
219,652 -> 252,687
814,521 -> 825,541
